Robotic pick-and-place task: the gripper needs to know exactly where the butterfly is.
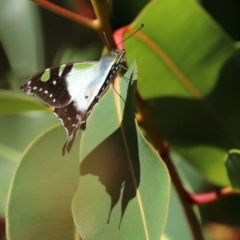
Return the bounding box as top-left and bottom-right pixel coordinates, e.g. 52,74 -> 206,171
20,49 -> 125,155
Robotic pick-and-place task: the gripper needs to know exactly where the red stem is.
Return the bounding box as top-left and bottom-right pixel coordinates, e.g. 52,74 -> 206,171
32,0 -> 94,27
32,0 -> 116,49
189,187 -> 240,205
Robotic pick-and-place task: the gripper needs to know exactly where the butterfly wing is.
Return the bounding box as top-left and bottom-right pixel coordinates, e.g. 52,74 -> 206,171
53,84 -> 92,155
20,50 -> 125,155
85,50 -> 125,107
20,62 -> 98,108
59,50 -> 126,155
53,101 -> 84,155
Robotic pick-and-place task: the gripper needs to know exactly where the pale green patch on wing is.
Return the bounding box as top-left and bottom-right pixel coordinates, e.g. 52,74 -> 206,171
73,63 -> 96,70
40,68 -> 50,82
58,64 -> 66,76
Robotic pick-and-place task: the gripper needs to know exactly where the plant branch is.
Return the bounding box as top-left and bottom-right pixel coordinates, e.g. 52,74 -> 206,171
32,0 -> 116,49
32,0 -> 94,28
91,0 -> 116,49
136,91 -> 204,240
0,218 -> 5,238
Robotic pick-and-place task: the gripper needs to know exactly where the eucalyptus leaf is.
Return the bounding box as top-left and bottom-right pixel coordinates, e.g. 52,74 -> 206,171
6,124 -> 80,240
0,90 -> 48,116
126,0 -> 239,185
0,0 -> 44,89
0,112 -> 58,217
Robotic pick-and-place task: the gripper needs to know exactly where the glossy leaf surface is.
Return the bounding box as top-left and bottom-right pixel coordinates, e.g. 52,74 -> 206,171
0,90 -> 48,116
6,125 -> 80,240
0,112 -> 58,217
0,0 -> 44,78
125,0 -> 240,185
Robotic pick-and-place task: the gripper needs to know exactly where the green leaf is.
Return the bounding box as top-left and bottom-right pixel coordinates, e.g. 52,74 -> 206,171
164,151 -> 203,239
0,144 -> 21,217
164,186 -> 193,239
0,90 -> 48,116
72,62 -> 170,239
225,149 -> 240,189
0,148 -> 18,218
125,0 -> 239,185
0,112 -> 58,217
0,0 -> 44,83
6,124 -> 80,240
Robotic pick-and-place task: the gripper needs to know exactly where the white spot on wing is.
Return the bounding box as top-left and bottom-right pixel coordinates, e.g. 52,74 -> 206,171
33,86 -> 37,90
28,80 -> 31,85
50,94 -> 52,98
39,88 -> 42,91
44,90 -> 48,94
53,80 -> 56,85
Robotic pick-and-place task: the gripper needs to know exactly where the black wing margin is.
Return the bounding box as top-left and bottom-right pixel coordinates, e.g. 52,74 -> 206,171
54,101 -> 89,155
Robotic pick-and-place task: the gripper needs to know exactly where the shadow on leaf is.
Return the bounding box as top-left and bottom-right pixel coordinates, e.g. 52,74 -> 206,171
80,74 -> 140,228
150,52 -> 240,150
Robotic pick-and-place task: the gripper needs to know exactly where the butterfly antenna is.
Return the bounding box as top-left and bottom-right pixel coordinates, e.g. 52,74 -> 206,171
102,31 -> 111,51
116,24 -> 144,47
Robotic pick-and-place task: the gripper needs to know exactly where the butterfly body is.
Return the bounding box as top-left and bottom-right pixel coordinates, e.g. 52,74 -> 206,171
20,49 -> 125,155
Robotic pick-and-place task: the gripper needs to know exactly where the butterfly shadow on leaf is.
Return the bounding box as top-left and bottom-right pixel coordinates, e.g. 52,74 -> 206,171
80,75 -> 140,229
